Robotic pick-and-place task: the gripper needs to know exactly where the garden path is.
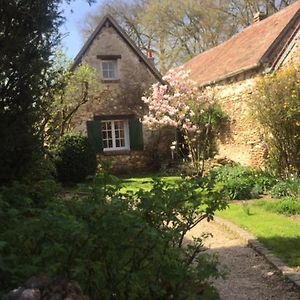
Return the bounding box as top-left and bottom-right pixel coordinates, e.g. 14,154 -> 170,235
187,220 -> 300,300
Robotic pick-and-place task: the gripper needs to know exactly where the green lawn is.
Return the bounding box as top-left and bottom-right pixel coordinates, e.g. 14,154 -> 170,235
120,176 -> 182,192
217,202 -> 300,267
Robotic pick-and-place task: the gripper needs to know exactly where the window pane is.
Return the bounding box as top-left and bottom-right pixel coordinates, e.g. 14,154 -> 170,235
102,61 -> 117,79
103,140 -> 108,148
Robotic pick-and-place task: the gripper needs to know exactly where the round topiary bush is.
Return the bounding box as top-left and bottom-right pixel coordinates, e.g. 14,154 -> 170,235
54,134 -> 97,184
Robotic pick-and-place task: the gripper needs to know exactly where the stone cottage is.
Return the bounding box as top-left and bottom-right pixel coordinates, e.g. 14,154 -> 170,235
184,1 -> 300,168
71,15 -> 170,173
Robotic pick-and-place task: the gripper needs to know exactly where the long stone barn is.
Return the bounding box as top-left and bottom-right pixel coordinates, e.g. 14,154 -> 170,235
183,1 -> 300,168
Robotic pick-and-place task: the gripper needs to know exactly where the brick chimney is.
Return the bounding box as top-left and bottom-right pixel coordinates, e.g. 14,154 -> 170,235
147,49 -> 155,64
253,11 -> 267,23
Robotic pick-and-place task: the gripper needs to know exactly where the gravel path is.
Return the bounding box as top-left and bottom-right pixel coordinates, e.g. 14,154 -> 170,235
187,220 -> 300,300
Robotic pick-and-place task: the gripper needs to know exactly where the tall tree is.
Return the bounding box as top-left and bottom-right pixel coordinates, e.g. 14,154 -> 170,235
82,0 -> 296,73
0,0 -> 93,184
227,0 -> 297,27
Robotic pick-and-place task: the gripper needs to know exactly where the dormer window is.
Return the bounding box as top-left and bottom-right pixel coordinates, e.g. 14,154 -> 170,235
101,60 -> 118,80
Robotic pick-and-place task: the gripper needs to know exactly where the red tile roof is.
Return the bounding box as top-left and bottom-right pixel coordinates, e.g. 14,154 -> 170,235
183,1 -> 300,86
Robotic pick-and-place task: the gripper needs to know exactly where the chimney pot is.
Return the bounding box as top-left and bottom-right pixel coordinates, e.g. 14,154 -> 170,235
147,49 -> 155,64
254,11 -> 266,23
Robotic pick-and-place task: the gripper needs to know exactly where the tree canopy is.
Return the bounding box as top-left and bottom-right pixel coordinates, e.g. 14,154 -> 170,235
82,0 -> 296,73
0,0 -> 94,183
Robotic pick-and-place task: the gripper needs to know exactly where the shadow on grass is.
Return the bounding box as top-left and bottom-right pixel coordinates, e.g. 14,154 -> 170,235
257,236 -> 300,268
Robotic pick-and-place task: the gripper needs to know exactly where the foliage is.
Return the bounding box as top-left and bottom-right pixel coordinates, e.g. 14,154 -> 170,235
255,197 -> 300,216
217,202 -> 300,267
143,68 -> 228,176
54,135 -> 97,184
270,178 -> 300,198
0,173 -> 227,299
82,0 -> 295,73
44,55 -> 102,144
250,65 -> 300,177
0,0 -> 61,183
0,0 -> 95,184
208,165 -> 277,200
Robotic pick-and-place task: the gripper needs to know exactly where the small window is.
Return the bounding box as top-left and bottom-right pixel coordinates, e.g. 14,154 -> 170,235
101,60 -> 118,80
102,120 -> 129,151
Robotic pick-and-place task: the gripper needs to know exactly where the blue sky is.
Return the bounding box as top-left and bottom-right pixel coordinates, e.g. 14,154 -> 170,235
60,0 -> 102,59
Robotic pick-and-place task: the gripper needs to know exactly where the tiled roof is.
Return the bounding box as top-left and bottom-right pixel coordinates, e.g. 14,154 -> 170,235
183,1 -> 300,85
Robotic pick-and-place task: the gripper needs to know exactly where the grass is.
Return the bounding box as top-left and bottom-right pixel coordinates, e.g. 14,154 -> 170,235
73,174 -> 300,268
217,202 -> 300,267
120,176 -> 182,192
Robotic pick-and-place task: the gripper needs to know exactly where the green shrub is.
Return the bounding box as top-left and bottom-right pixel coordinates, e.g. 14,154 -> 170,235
54,134 -> 97,184
208,165 -> 276,200
274,197 -> 300,215
270,179 -> 300,198
0,174 -> 227,299
255,197 -> 300,216
250,65 -> 300,177
0,180 -> 60,209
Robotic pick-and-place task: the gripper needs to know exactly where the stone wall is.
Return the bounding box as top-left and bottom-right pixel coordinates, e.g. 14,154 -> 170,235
71,20 -> 169,173
280,34 -> 300,67
213,32 -> 300,169
99,150 -> 155,174
72,24 -> 157,138
213,75 -> 267,168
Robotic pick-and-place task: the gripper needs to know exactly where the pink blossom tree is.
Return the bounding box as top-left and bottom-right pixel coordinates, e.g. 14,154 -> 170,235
142,67 -> 218,176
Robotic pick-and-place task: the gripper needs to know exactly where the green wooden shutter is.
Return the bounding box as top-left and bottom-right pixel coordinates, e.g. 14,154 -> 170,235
86,120 -> 103,153
129,118 -> 144,151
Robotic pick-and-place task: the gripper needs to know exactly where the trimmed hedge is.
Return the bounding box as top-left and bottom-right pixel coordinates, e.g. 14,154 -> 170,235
54,134 -> 97,184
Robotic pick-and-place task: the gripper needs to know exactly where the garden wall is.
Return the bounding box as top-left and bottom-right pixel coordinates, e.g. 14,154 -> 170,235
213,35 -> 300,168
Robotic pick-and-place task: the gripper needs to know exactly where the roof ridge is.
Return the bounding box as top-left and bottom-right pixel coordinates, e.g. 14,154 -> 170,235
71,14 -> 163,82
183,0 -> 300,86
185,0 -> 300,66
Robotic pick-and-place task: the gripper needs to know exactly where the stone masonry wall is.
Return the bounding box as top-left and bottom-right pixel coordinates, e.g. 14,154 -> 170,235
213,33 -> 300,169
99,150 -> 155,174
70,21 -> 170,172
281,34 -> 300,67
213,76 -> 267,168
72,23 -> 158,147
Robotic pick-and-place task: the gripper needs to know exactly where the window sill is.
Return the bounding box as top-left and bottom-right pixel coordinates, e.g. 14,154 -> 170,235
102,79 -> 120,83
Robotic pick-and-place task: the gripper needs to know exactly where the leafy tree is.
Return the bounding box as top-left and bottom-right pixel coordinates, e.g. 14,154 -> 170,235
227,0 -> 297,27
0,0 -> 94,184
82,0 -> 296,73
250,65 -> 300,177
44,54 -> 102,144
142,68 -> 228,176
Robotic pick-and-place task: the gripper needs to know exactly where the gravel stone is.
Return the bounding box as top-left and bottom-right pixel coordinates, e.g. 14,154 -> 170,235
187,220 -> 300,300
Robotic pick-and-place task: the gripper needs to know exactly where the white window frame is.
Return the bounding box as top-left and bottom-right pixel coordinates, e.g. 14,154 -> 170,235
102,120 -> 130,151
101,60 -> 118,80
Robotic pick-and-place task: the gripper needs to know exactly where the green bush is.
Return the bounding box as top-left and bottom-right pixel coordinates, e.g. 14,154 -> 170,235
270,179 -> 300,198
274,197 -> 300,215
250,66 -> 300,177
0,174 -> 227,299
208,165 -> 277,200
54,134 -> 97,184
255,197 -> 300,216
